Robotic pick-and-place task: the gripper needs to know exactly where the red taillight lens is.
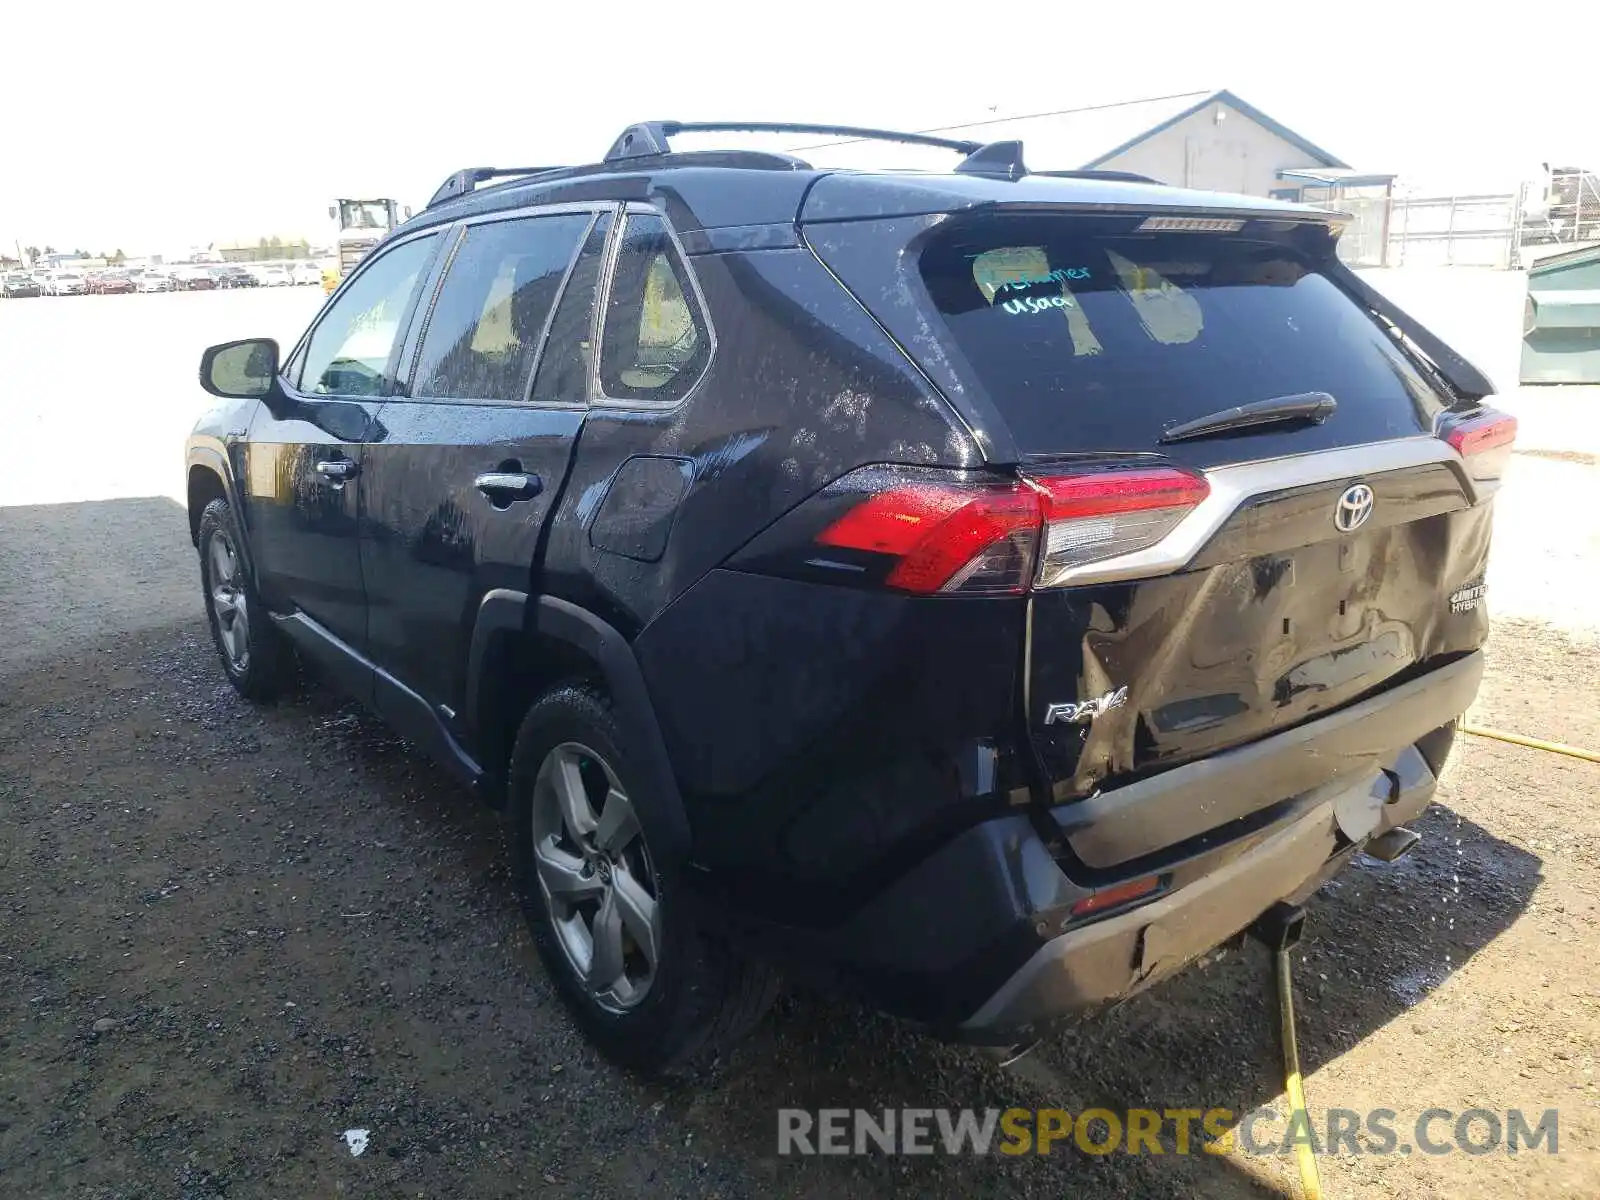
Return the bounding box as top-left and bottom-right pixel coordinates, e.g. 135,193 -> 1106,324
1028,466 -> 1210,588
1444,412 -> 1517,456
1442,408 -> 1516,483
817,480 -> 1041,595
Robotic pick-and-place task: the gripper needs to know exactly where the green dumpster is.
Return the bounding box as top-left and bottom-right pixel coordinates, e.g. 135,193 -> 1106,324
1521,244 -> 1600,383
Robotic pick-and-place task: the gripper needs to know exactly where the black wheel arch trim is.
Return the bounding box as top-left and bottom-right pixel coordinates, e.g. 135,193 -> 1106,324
186,442 -> 256,580
466,589 -> 692,866
463,588 -> 531,738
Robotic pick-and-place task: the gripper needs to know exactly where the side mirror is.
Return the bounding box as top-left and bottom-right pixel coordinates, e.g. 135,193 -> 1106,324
199,337 -> 281,400
403,205 -> 413,219
327,205 -> 337,219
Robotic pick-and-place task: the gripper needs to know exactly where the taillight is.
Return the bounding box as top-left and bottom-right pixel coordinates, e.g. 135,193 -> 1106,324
1444,411 -> 1516,456
1441,407 -> 1516,483
1028,467 -> 1210,588
761,463 -> 1210,596
817,479 -> 1040,595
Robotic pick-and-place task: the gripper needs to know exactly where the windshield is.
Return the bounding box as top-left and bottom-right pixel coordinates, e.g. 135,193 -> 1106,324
339,200 -> 393,231
918,216 -> 1446,453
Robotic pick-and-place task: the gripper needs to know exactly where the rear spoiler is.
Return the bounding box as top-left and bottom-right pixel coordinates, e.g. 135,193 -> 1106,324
1325,260 -> 1496,401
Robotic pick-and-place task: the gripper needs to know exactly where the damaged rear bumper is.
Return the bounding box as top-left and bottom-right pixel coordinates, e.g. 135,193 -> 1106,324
820,652 -> 1479,1043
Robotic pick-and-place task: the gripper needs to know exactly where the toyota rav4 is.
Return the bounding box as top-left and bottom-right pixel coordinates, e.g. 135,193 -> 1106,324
185,121 -> 1513,1071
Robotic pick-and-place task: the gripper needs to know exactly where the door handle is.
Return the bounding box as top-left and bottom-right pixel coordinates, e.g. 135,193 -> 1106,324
315,458 -> 359,482
475,471 -> 543,502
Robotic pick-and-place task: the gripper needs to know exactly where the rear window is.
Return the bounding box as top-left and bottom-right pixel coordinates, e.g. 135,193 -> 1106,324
918,218 -> 1445,451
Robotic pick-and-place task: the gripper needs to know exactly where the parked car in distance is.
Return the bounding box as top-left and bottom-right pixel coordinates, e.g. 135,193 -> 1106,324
89,270 -> 136,295
292,261 -> 323,286
2,273 -> 42,298
209,265 -> 258,289
135,270 -> 173,293
49,272 -> 87,296
171,266 -> 217,291
186,122 -> 1513,1073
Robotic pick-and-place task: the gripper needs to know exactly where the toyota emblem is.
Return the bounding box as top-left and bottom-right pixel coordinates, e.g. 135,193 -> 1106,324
1334,483 -> 1374,533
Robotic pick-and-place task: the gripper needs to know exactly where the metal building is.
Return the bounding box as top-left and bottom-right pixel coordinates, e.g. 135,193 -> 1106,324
789,89 -> 1359,199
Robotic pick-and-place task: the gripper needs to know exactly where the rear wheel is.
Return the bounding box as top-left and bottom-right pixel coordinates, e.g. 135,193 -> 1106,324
509,684 -> 778,1073
197,497 -> 295,701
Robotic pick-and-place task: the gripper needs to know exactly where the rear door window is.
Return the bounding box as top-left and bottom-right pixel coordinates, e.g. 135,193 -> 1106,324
919,217 -> 1446,452
530,213 -> 612,405
411,213 -> 594,402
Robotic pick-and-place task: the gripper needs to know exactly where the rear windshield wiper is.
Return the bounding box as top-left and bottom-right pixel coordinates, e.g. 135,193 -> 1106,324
1158,392 -> 1337,444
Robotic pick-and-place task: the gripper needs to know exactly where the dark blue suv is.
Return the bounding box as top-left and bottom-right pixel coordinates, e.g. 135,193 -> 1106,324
186,122 -> 1513,1071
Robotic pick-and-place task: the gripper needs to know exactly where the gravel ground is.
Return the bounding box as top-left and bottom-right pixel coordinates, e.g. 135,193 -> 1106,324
2,616 -> 1595,1198
2,282 -> 1598,1198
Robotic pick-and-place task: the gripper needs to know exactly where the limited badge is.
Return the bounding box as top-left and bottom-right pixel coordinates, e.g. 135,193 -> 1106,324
1449,578 -> 1487,613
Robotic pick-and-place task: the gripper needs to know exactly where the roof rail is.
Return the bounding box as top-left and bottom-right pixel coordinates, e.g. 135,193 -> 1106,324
1032,169 -> 1160,185
426,130 -> 1165,213
604,120 -> 984,162
427,166 -> 569,209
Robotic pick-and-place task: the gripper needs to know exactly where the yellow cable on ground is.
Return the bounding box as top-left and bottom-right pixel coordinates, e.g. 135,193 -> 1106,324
1256,719 -> 1595,1200
1460,724 -> 1600,764
1275,948 -> 1324,1200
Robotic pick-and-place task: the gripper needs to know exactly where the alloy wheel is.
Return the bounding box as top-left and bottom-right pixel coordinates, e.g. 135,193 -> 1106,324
529,742 -> 661,1012
207,529 -> 249,672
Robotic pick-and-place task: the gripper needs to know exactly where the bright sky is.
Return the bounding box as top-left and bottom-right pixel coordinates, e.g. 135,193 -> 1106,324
3,1 -> 1592,255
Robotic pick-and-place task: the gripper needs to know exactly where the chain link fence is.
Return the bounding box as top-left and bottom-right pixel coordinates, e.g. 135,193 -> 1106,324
1338,171 -> 1600,270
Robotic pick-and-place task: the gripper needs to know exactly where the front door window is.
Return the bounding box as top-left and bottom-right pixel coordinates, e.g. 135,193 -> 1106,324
299,234 -> 439,397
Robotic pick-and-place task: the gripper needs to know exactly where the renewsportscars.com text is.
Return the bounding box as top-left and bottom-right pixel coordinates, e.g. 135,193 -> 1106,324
778,1106 -> 1559,1157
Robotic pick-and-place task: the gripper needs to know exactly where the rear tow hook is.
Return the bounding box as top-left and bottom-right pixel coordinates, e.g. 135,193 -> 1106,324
1250,902 -> 1324,1200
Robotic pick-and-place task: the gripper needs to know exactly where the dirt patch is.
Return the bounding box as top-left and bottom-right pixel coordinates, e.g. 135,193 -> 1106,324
1,619 -> 1596,1198
1515,449 -> 1598,467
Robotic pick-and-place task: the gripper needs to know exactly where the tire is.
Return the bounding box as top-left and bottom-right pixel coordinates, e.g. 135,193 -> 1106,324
508,684 -> 778,1073
197,497 -> 296,701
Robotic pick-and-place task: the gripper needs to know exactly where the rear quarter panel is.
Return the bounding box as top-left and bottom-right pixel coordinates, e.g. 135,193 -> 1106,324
542,244 -> 978,634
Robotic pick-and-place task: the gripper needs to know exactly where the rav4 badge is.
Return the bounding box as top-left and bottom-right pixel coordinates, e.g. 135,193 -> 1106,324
1044,686 -> 1129,726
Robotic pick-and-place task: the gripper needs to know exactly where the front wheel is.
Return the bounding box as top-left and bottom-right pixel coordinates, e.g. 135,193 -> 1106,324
508,685 -> 778,1073
197,497 -> 296,701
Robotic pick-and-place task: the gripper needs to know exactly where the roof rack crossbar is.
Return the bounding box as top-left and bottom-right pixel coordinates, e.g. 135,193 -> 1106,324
604,120 -> 984,162
427,166 -> 569,209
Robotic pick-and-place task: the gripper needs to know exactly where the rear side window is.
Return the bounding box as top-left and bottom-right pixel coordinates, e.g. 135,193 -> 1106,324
598,213 -> 709,404
412,213 -> 592,402
919,218 -> 1446,451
